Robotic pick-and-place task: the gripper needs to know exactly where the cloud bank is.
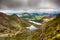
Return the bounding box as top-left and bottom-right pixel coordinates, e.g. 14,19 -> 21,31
0,0 -> 60,12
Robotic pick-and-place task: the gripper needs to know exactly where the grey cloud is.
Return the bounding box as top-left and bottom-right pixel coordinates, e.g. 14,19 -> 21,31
0,0 -> 40,10
0,0 -> 60,10
50,0 -> 60,7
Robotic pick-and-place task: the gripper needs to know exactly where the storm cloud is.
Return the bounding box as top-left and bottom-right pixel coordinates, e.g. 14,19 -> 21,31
0,0 -> 60,12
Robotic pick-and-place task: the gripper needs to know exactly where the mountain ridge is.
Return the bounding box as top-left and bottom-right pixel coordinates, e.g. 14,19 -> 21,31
0,12 -> 31,34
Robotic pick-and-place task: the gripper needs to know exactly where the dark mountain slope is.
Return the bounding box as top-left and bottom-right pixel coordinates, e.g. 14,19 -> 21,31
0,12 -> 31,34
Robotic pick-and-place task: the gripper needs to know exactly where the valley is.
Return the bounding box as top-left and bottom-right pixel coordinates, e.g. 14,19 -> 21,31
0,12 -> 60,40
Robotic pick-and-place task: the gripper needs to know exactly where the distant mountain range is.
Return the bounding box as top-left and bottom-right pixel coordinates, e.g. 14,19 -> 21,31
30,11 -> 58,16
6,11 -> 58,17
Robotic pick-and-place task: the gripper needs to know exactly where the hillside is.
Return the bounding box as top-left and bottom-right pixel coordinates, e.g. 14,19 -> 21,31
11,13 -> 60,40
0,12 -> 60,40
31,13 -> 60,40
0,12 -> 41,40
0,12 -> 31,34
9,14 -> 60,40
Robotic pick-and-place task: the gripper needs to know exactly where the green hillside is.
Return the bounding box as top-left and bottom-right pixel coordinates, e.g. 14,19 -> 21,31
32,14 -> 60,40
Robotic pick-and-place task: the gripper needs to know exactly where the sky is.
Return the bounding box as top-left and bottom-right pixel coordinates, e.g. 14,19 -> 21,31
0,0 -> 60,13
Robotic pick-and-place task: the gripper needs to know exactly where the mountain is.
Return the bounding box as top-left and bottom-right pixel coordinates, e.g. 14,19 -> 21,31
0,12 -> 31,34
7,11 -> 58,17
42,13 -> 60,40
0,12 -> 60,40
31,13 -> 60,40
10,14 -> 60,40
32,12 -> 58,16
0,12 -> 41,40
20,12 -> 58,19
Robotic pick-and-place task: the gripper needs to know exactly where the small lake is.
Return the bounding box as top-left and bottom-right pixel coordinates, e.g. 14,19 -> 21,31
29,20 -> 42,25
26,25 -> 38,31
26,20 -> 42,31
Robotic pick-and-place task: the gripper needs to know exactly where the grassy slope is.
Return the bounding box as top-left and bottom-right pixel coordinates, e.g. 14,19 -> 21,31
32,14 -> 60,40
